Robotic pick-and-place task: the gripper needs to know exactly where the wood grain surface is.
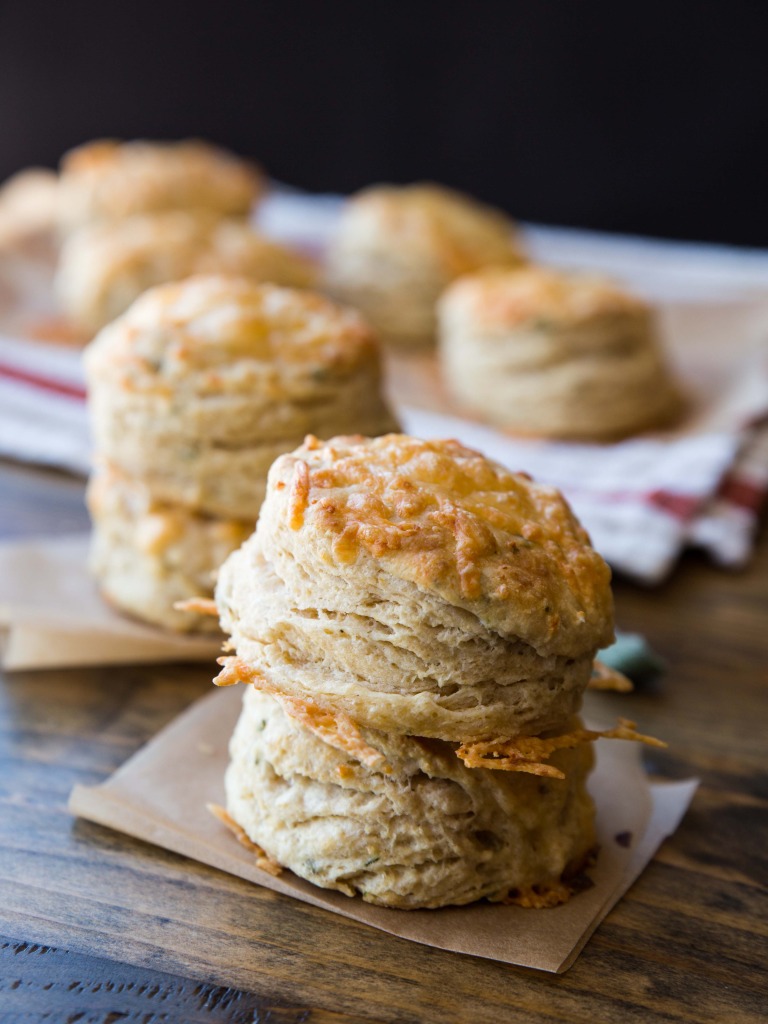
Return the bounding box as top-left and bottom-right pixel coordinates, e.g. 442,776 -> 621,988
1,458 -> 767,1024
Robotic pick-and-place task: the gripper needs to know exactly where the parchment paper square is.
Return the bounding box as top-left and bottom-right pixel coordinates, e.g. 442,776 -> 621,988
69,686 -> 697,973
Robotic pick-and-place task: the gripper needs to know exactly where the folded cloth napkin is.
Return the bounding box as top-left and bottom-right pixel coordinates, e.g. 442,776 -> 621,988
1,190 -> 767,583
0,332 -> 89,474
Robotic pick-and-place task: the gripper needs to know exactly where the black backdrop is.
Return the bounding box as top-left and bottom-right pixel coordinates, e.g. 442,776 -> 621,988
2,1 -> 768,246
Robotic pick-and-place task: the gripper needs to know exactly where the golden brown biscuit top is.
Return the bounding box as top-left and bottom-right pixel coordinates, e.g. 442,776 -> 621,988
440,266 -> 648,329
59,138 -> 263,222
265,434 -> 614,657
84,276 -> 380,394
336,183 -> 525,277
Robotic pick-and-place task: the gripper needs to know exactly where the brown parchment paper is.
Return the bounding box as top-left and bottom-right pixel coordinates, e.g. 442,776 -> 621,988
69,686 -> 698,973
0,535 -> 221,670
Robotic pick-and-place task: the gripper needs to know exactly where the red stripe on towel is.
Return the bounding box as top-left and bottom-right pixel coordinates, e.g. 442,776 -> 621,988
0,361 -> 86,401
646,490 -> 700,520
717,475 -> 766,512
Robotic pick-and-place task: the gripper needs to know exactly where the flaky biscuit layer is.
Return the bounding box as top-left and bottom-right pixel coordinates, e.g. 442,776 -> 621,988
217,539 -> 594,740
226,687 -> 596,909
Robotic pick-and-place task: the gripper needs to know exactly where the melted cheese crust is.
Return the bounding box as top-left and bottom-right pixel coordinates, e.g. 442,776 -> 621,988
267,434 -> 614,657
440,265 -> 648,330
85,276 -> 380,395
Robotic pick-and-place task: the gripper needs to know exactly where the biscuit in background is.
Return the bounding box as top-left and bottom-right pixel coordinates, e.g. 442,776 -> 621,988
0,168 -> 60,247
56,211 -> 317,333
438,265 -> 682,440
324,183 -> 525,348
85,276 -> 399,521
58,138 -> 263,232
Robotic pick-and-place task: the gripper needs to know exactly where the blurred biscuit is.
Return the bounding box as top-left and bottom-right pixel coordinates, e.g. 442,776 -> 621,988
0,168 -> 60,246
324,183 -> 525,348
216,434 -> 614,741
58,138 -> 263,231
439,266 -> 681,439
56,211 -> 317,332
85,277 -> 399,520
87,464 -> 252,632
225,686 -> 596,908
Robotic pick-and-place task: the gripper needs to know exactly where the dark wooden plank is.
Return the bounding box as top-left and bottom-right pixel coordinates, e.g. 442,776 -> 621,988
1,457 -> 767,1024
0,937 -> 376,1024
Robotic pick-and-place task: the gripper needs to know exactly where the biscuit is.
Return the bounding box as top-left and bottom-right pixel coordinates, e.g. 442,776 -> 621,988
88,463 -> 252,632
438,266 -> 681,439
225,686 -> 595,909
216,434 -> 614,741
0,168 -> 59,246
85,277 -> 399,520
58,138 -> 263,231
324,184 -> 525,348
56,211 -> 317,333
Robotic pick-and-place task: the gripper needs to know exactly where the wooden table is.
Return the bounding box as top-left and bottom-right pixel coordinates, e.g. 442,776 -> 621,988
1,457 -> 766,1024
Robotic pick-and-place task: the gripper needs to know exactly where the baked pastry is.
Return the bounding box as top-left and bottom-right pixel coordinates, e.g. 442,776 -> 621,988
85,277 -> 399,521
85,278 -> 396,631
216,434 -> 614,741
225,686 -> 596,908
212,435 -> 661,909
58,138 -> 263,232
324,184 -> 525,348
56,211 -> 317,332
87,463 -> 253,633
0,168 -> 59,246
438,266 -> 681,439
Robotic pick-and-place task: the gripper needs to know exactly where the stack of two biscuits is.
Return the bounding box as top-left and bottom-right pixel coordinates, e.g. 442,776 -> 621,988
84,276 -> 398,633
215,433 -> 627,909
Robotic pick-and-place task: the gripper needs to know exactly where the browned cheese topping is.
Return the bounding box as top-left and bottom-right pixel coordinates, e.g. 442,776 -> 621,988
267,434 -> 614,658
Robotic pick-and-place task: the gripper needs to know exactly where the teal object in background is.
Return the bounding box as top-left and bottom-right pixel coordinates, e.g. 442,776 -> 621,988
598,630 -> 665,683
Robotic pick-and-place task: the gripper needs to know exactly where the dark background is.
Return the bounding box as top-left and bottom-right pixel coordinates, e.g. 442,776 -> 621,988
1,1 -> 767,246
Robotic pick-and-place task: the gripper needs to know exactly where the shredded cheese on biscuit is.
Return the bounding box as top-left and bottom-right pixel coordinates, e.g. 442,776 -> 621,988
214,656 -> 390,771
588,660 -> 634,693
173,596 -> 219,617
288,459 -> 310,530
273,692 -> 390,772
207,803 -> 282,876
456,718 -> 665,777
501,882 -> 575,909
